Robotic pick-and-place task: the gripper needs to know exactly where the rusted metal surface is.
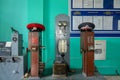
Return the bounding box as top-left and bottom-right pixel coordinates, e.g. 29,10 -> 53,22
81,32 -> 94,77
83,51 -> 94,76
81,32 -> 94,51
29,32 -> 39,77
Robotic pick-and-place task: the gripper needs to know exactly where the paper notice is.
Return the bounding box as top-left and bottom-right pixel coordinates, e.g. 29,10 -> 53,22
95,40 -> 106,60
5,42 -> 12,47
83,16 -> 93,23
103,16 -> 113,30
83,0 -> 93,8
114,0 -> 120,8
73,0 -> 83,8
94,0 -> 103,8
118,20 -> 120,30
73,16 -> 82,30
93,16 -> 103,30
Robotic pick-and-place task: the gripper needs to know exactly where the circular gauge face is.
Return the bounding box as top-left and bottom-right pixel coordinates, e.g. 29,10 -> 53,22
12,37 -> 17,42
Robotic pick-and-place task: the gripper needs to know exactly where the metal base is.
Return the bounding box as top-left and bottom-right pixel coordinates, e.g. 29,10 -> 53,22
53,63 -> 67,76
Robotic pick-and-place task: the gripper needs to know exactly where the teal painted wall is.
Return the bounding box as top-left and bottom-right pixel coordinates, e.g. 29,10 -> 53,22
43,0 -> 69,69
95,38 -> 120,75
0,0 -> 120,75
0,0 -> 28,43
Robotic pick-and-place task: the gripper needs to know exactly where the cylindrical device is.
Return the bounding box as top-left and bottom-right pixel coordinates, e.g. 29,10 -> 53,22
78,22 -> 95,77
27,23 -> 45,77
